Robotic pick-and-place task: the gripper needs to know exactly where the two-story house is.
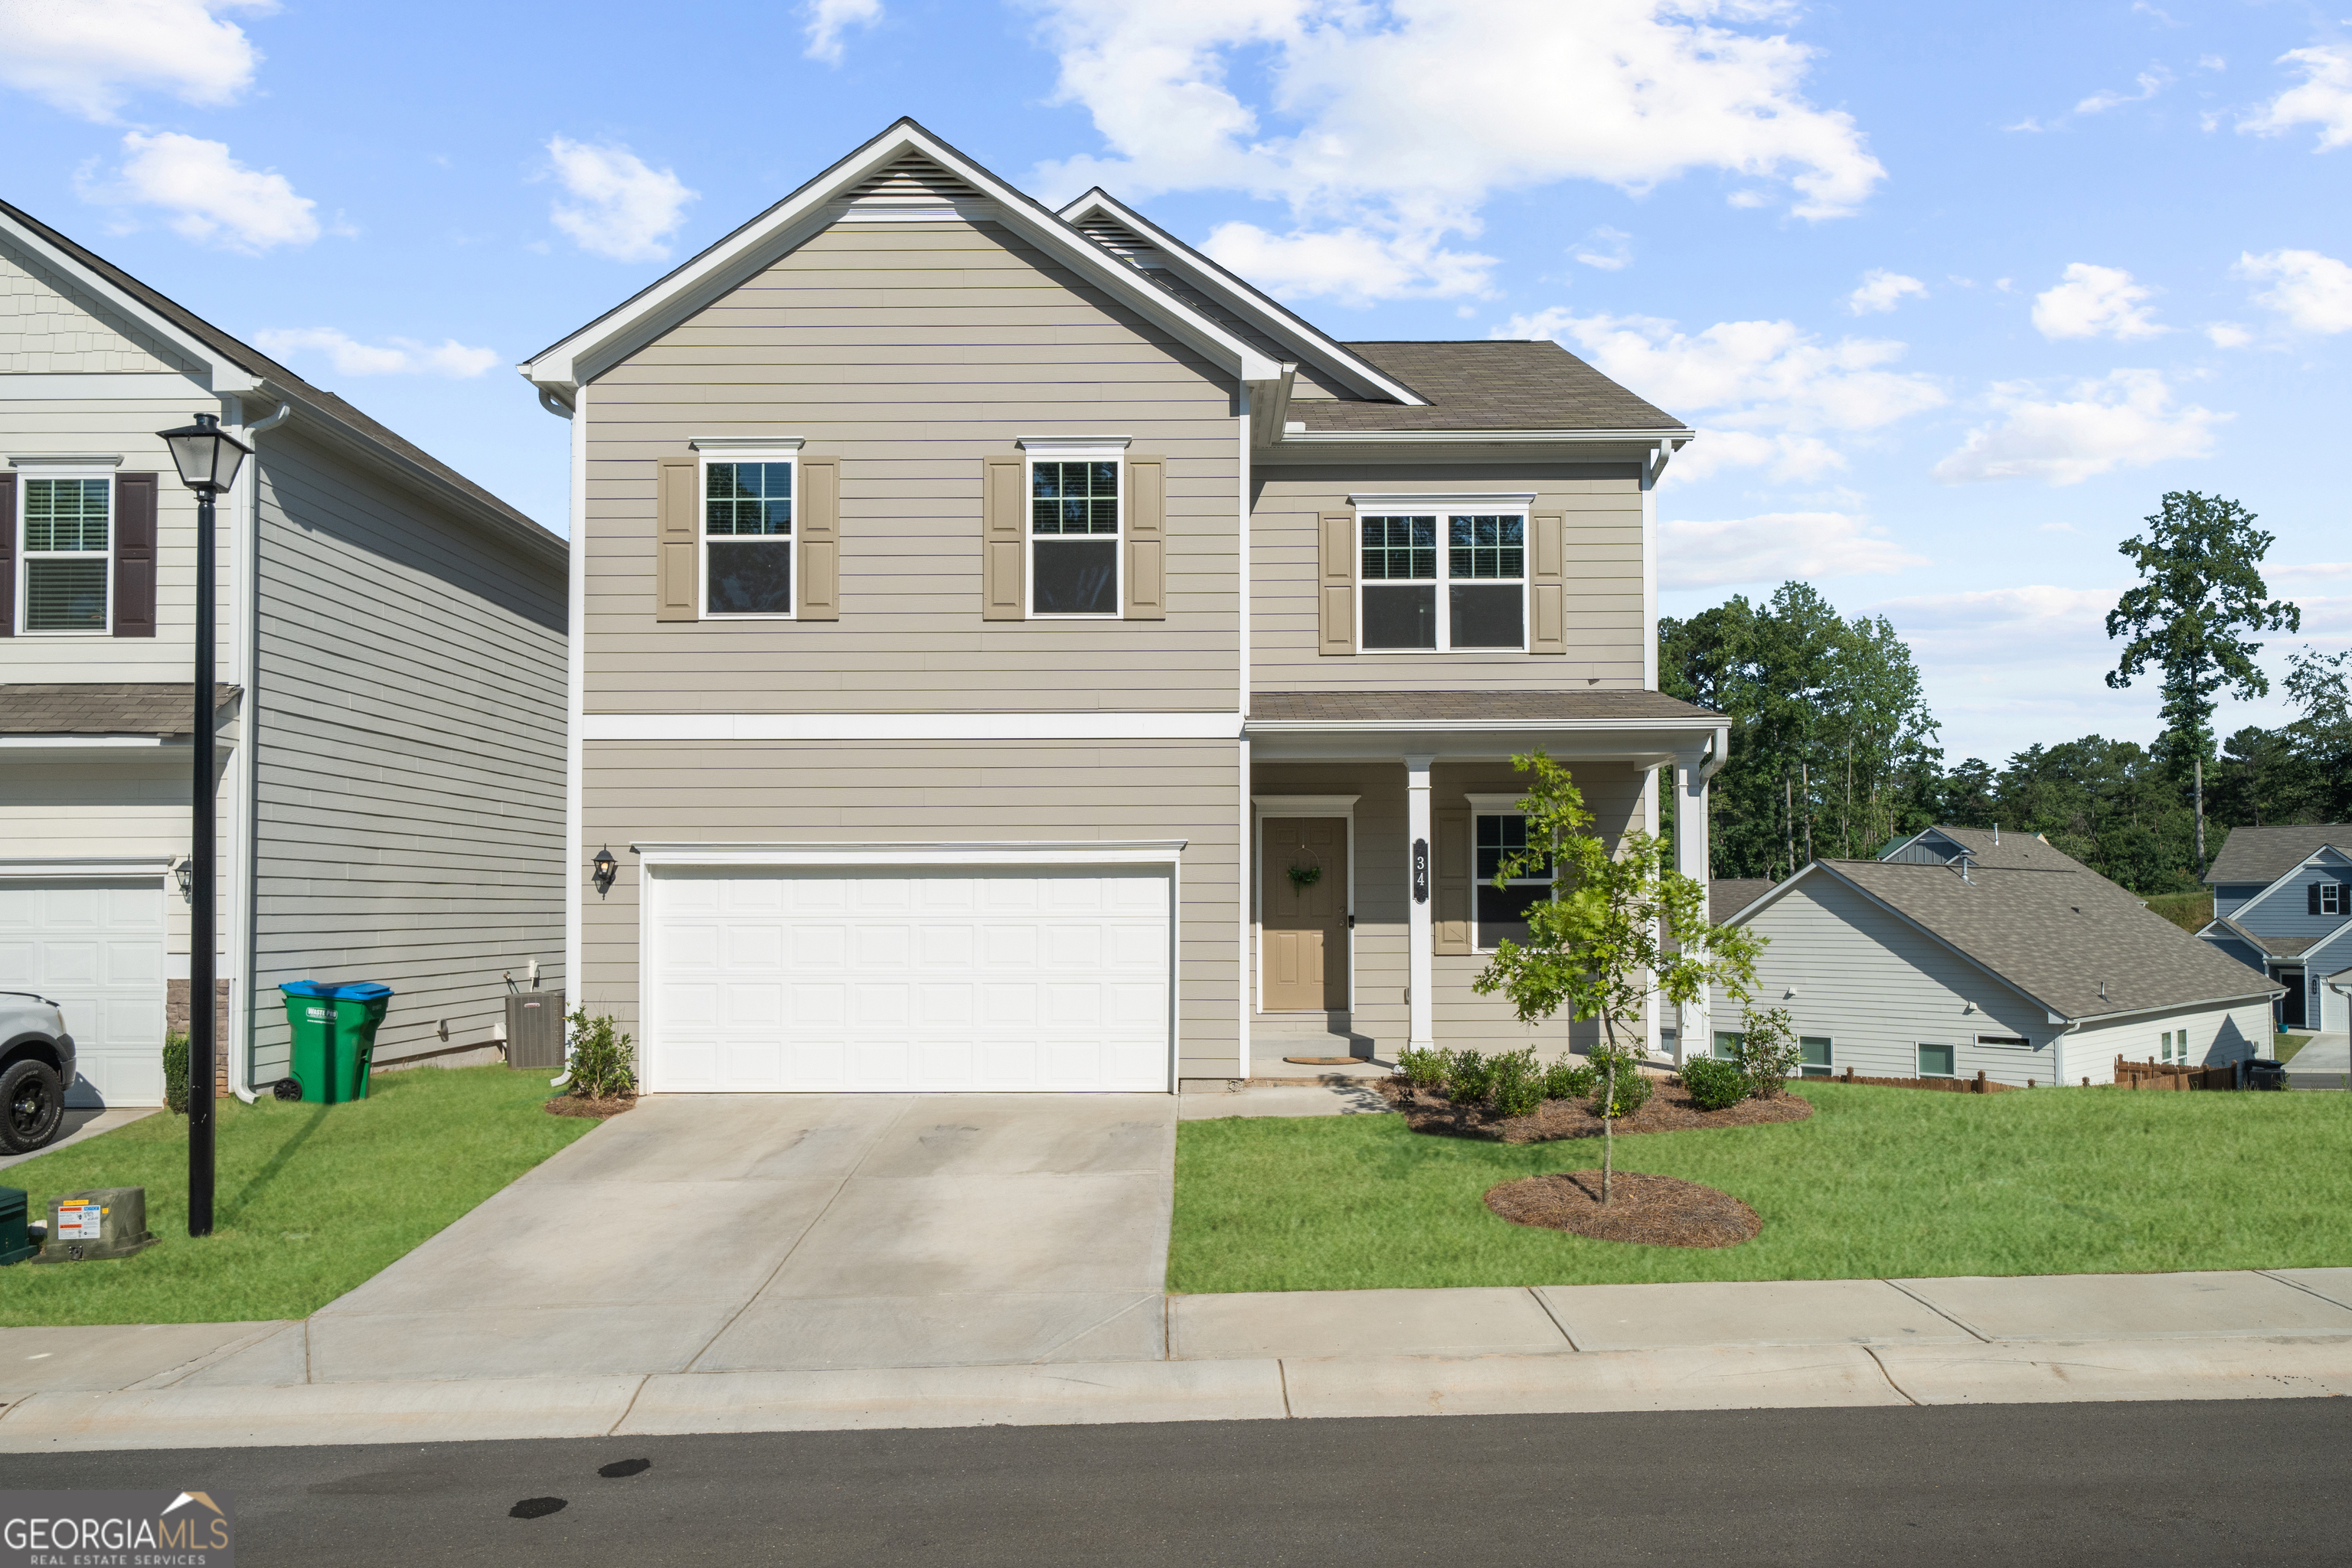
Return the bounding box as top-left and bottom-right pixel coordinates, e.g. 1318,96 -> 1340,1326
2200,824 -> 2352,1034
2,199 -> 569,1112
521,119 -> 1727,1095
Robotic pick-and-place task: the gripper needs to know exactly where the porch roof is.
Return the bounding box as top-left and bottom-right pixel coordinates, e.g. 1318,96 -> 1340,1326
1249,690 -> 1722,725
1244,688 -> 1726,763
0,683 -> 239,737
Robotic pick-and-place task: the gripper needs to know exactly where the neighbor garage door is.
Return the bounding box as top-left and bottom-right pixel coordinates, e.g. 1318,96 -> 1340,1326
646,864 -> 1173,1093
0,876 -> 168,1106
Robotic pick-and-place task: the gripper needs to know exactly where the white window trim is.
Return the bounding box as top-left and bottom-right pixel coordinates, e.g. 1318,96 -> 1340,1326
1916,1041 -> 1958,1079
1354,505 -> 1530,655
1798,1034 -> 1834,1078
1024,443 -> 1125,621
16,466 -> 115,637
1465,795 -> 1550,953
697,448 -> 798,621
2324,883 -> 2344,916
1250,794 -> 1359,1016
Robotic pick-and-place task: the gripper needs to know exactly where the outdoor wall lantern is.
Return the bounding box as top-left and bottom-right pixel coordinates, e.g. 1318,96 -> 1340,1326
592,845 -> 619,894
172,860 -> 192,898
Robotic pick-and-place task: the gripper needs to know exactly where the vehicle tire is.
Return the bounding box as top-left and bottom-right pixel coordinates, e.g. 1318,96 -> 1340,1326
0,1058 -> 65,1154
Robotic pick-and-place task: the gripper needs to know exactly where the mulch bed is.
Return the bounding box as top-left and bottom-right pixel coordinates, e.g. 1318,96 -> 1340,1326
1376,1076 -> 1811,1144
544,1094 -> 636,1119
1485,1170 -> 1762,1248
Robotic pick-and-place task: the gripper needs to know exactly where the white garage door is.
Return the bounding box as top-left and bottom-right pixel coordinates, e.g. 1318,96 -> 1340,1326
647,864 -> 1173,1093
0,877 -> 168,1106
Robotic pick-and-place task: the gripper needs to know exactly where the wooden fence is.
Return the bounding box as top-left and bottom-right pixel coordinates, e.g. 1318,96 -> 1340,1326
1826,1067 -> 2011,1093
2114,1057 -> 2239,1090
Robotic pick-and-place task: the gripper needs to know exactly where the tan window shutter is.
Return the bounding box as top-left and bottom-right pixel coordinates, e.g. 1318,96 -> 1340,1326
655,456 -> 699,622
982,455 -> 1026,620
1435,808 -> 1472,954
1529,511 -> 1566,655
1123,455 -> 1165,619
1318,509 -> 1355,655
796,456 -> 840,621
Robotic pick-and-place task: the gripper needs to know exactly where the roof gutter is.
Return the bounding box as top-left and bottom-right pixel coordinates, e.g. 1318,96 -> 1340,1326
1272,427 -> 1694,445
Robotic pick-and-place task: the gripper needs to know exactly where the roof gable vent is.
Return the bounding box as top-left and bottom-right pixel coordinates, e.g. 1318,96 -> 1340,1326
1072,214 -> 1168,268
846,154 -> 985,207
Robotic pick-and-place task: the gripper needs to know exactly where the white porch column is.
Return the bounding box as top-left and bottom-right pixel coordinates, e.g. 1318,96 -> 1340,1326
1406,753 -> 1435,1052
1672,744 -> 1716,1065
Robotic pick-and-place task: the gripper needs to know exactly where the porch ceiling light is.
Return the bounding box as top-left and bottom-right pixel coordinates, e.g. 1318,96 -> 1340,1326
158,412 -> 252,495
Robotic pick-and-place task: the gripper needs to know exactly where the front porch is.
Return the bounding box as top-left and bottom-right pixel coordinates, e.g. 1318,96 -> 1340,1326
1238,691 -> 1726,1081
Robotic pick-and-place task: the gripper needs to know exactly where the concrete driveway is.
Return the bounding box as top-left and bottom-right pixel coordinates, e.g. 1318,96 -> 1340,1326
193,1093 -> 1176,1385
2287,1033 -> 2350,1087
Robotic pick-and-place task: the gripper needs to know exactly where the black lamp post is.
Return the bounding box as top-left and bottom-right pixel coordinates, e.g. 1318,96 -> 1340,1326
158,412 -> 251,1240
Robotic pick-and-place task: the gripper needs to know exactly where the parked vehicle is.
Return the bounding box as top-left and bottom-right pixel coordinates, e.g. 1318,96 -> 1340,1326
0,991 -> 74,1154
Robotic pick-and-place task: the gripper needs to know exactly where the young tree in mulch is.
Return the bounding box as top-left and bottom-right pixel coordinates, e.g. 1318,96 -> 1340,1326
1472,750 -> 1764,1204
550,1008 -> 639,1118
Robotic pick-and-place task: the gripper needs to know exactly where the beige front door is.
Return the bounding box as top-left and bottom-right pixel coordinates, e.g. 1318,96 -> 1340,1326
1263,816 -> 1348,1011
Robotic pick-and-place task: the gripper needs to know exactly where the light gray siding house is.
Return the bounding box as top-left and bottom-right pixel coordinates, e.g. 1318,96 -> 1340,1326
1708,827 -> 2281,1087
520,119 -> 1727,1093
2197,823 -> 2352,1034
0,199 -> 567,1106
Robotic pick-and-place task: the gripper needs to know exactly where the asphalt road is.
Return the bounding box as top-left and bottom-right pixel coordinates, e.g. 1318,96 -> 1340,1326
10,1400 -> 2346,1565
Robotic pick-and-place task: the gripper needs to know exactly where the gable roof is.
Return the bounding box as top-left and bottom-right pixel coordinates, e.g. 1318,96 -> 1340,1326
522,119 -> 1285,395
2203,915 -> 2318,959
1738,856 -> 2280,1022
1881,825 -> 2083,874
0,198 -> 557,562
1288,341 -> 1686,435
2207,824 -> 2352,886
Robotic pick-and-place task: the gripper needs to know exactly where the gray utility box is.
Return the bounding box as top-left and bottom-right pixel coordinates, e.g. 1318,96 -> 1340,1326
505,991 -> 567,1070
33,1186 -> 155,1263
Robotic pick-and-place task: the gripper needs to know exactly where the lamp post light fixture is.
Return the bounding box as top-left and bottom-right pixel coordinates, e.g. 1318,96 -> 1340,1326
158,412 -> 252,1240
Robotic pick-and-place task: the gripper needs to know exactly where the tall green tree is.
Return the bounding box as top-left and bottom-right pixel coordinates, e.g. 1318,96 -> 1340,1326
2104,492 -> 2300,877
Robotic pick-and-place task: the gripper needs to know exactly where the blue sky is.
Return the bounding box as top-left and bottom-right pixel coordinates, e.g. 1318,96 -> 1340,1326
4,0 -> 2347,765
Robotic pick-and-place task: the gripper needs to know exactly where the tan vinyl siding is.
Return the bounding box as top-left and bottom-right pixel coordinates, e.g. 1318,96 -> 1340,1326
582,219 -> 1240,714
1253,465 -> 1646,691
580,737 -> 1243,1079
0,237 -> 200,374
0,750 -> 226,962
248,428 -> 567,1080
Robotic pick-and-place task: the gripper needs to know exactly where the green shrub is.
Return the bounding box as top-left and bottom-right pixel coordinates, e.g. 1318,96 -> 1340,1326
1445,1050 -> 1494,1104
1681,1056 -> 1747,1112
1487,1047 -> 1544,1118
1540,1058 -> 1596,1101
1396,1045 -> 1448,1089
162,1031 -> 190,1116
1591,1047 -> 1653,1118
564,1009 -> 638,1099
1733,1006 -> 1804,1099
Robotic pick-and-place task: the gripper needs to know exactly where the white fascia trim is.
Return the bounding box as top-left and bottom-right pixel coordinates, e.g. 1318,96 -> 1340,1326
0,734 -> 169,750
1279,428 -> 1694,444
2067,990 -> 2287,1025
8,453 -> 126,467
1252,794 -> 1361,813
0,374 -> 211,400
0,857 -> 172,879
1243,716 -> 1726,736
584,711 -> 1243,742
691,437 -> 803,451
633,840 -> 1187,868
0,211 -> 251,394
1349,492 -> 1537,510
521,126 -> 1279,391
1055,191 -> 1426,407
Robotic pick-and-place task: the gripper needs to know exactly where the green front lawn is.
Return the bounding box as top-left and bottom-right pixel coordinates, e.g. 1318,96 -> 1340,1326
1171,1084 -> 2352,1293
1,1067 -> 596,1326
2276,1034 -> 2314,1064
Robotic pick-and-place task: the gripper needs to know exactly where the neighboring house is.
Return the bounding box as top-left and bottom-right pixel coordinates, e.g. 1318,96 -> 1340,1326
519,119 -> 1728,1095
0,200 -> 569,1106
2198,823 -> 2352,1034
1706,826 -> 2280,1086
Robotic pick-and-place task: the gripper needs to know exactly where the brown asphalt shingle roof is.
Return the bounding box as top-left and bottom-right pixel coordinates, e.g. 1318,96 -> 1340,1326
1807,858 -> 2280,1021
1710,879 -> 1776,917
0,683 -> 238,737
1250,690 -> 1723,724
1283,341 -> 1687,434
2206,824 -> 2352,886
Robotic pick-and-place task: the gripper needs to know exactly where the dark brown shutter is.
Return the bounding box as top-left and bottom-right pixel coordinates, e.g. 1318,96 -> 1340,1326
796,455 -> 839,621
1122,455 -> 1165,619
1434,807 -> 1472,955
0,471 -> 14,638
112,472 -> 158,638
982,456 -> 1025,620
1528,511 -> 1565,655
655,456 -> 698,621
1318,509 -> 1354,655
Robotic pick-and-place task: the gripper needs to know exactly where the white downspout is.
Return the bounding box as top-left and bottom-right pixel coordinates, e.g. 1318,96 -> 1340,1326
555,383 -> 586,1086
223,395 -> 291,1103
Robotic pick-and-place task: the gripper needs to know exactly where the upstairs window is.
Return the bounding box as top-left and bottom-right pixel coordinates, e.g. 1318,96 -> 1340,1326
704,459 -> 793,616
2322,882 -> 2344,916
1031,459 -> 1120,616
20,475 -> 112,634
1473,810 -> 1553,949
1359,510 -> 1526,651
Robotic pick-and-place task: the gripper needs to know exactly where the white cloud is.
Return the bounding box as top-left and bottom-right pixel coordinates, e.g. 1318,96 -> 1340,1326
1658,511 -> 1928,590
2031,263 -> 2165,340
253,328 -> 498,378
1027,0 -> 1885,303
0,0 -> 269,121
1872,586 -> 2117,668
2241,44 -> 2352,150
1573,226 -> 1632,270
2234,248 -> 2352,333
544,136 -> 696,263
1503,306 -> 1944,479
803,0 -> 881,64
1932,369 -> 2226,486
80,131 -> 317,253
2204,322 -> 2252,348
1846,269 -> 1926,315
2075,67 -> 2171,115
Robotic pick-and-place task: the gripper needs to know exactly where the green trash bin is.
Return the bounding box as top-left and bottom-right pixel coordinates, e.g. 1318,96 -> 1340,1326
278,981 -> 394,1103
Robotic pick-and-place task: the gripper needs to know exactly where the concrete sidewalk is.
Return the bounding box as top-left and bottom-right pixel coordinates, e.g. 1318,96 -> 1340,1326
7,1268 -> 2352,1451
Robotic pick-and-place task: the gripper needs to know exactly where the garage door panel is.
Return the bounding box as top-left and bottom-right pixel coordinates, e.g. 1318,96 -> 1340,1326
649,865 -> 1171,1093
0,877 -> 168,1106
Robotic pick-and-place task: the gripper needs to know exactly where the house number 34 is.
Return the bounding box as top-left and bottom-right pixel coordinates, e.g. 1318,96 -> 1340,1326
1412,838 -> 1429,904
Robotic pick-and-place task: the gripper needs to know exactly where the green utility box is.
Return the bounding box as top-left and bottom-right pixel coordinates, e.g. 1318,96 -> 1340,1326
31,1186 -> 156,1263
0,1186 -> 34,1266
278,981 -> 394,1104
